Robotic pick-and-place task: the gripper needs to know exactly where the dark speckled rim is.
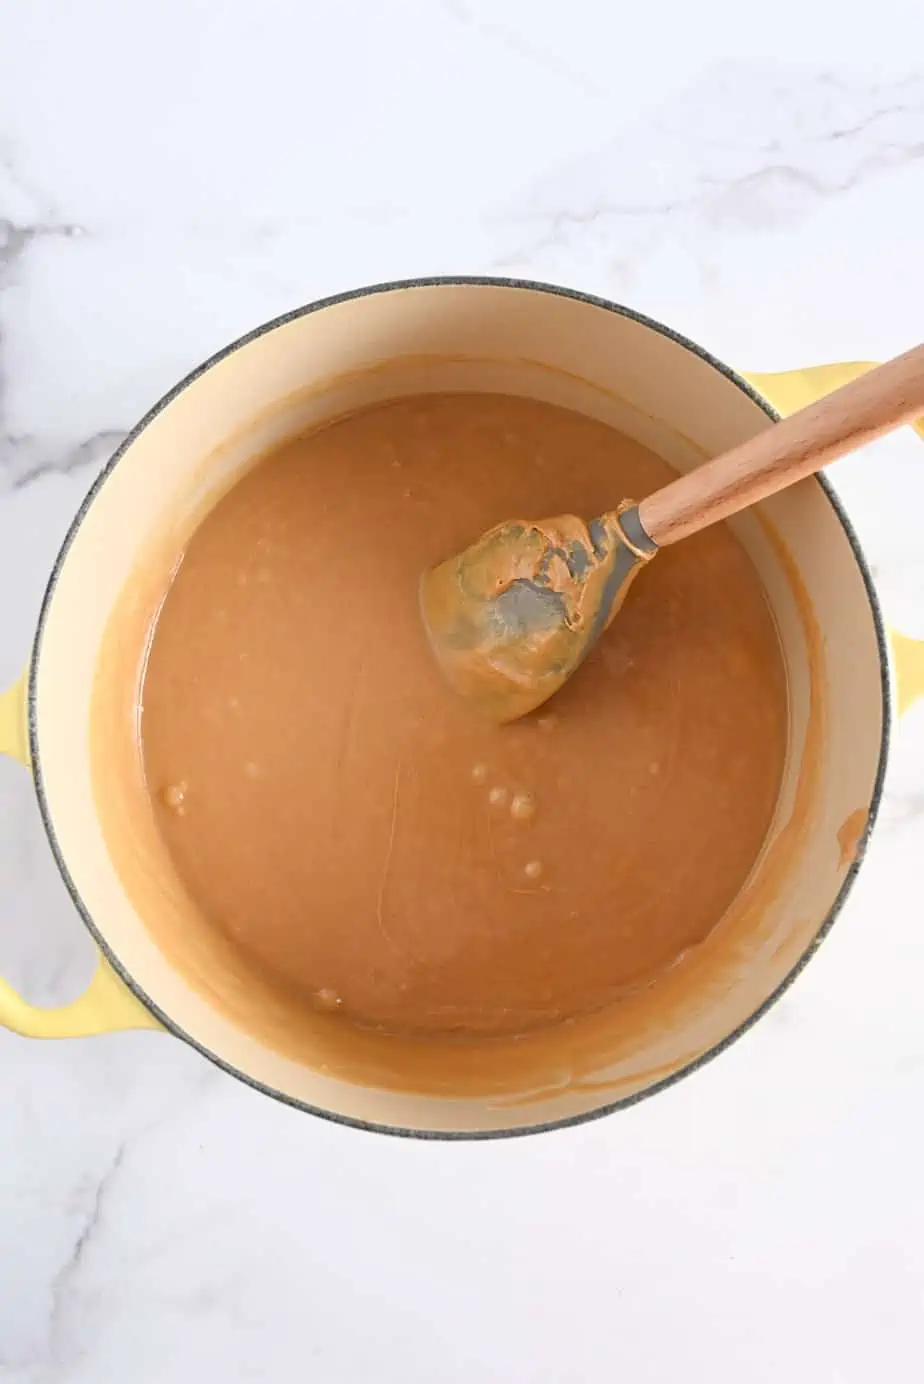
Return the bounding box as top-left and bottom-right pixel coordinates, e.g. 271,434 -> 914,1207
26,277 -> 892,1140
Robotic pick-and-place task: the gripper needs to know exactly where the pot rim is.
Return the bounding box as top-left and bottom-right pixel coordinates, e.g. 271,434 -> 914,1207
26,275 -> 892,1140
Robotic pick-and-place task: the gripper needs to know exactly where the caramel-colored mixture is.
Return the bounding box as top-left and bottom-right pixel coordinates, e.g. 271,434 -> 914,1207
140,394 -> 787,1037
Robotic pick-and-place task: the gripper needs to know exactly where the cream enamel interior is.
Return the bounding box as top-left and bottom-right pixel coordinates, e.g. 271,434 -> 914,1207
32,283 -> 885,1134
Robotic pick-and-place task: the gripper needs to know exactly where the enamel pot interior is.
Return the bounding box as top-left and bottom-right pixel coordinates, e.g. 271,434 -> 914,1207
31,281 -> 887,1136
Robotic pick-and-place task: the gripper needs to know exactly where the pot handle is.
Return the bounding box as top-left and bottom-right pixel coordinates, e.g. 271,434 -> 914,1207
0,671 -> 161,1037
743,362 -> 924,716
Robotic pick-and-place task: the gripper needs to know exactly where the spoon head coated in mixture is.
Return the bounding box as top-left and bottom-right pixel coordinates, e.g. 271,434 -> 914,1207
420,506 -> 654,723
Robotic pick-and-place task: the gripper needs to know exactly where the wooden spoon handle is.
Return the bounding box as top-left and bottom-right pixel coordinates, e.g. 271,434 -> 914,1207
636,344 -> 924,548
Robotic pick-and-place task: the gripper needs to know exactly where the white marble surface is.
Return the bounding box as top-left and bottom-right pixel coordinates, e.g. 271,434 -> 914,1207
2,2 -> 924,1379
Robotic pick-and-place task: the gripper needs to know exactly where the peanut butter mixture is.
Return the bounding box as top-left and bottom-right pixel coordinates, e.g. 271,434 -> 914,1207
140,394 -> 787,1037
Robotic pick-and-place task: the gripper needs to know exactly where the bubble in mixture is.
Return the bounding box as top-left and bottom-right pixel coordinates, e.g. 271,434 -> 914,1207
524,860 -> 544,880
162,781 -> 188,814
471,763 -> 488,785
312,987 -> 343,1013
510,793 -> 536,822
537,713 -> 557,732
488,786 -> 508,808
244,761 -> 263,779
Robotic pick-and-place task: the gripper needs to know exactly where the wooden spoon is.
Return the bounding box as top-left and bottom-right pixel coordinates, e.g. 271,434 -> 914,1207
420,344 -> 924,723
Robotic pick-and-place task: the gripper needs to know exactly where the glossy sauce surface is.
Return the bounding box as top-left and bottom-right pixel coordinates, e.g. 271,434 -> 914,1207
140,394 -> 788,1036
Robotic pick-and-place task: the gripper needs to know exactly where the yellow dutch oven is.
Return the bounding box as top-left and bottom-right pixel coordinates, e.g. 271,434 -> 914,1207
1,279 -> 923,1138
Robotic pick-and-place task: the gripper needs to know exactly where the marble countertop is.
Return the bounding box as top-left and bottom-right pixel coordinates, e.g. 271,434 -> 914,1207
2,2 -> 924,1379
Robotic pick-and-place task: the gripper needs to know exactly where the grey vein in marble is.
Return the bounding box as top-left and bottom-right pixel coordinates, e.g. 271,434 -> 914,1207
46,1143 -> 126,1367
2,430 -> 127,493
0,172 -> 124,493
491,66 -> 924,268
442,0 -> 605,97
